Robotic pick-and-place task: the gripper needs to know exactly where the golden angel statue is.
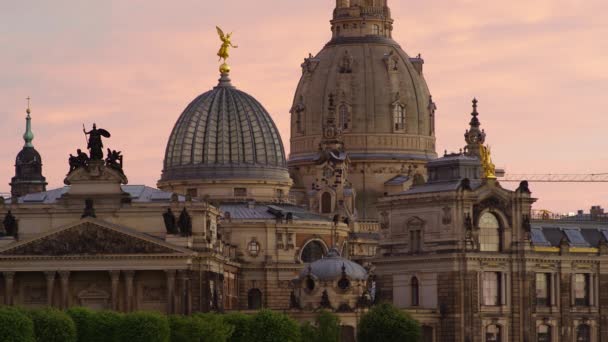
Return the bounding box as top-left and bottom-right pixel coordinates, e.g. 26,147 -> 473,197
479,144 -> 497,179
216,26 -> 238,63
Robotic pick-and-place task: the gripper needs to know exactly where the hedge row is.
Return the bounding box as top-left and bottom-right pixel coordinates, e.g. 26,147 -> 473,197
0,303 -> 419,342
0,307 -> 319,342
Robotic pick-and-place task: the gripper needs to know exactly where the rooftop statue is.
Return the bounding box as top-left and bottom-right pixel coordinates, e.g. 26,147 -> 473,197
83,123 -> 111,160
68,149 -> 89,173
479,144 -> 497,179
2,210 -> 18,238
216,26 -> 238,74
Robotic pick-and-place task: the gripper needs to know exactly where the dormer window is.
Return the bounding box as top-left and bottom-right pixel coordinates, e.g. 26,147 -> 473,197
393,104 -> 406,131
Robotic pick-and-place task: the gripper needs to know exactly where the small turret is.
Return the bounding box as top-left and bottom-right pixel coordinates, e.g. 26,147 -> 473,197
463,98 -> 486,158
332,0 -> 393,39
10,98 -> 47,198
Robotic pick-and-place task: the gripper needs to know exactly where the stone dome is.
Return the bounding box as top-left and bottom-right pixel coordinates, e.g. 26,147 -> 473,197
160,74 -> 290,184
289,36 -> 436,162
288,0 -> 438,218
299,248 -> 368,281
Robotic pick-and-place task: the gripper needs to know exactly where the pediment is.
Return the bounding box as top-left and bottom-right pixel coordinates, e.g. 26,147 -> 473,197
0,219 -> 189,257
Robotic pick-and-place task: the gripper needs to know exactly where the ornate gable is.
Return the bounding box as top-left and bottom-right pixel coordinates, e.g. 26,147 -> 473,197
0,221 -> 184,256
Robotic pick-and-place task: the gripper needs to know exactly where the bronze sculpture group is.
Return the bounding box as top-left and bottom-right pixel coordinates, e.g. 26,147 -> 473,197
68,124 -> 123,174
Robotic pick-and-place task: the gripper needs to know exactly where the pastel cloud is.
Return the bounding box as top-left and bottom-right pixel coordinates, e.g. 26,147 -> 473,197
1,0 -> 606,213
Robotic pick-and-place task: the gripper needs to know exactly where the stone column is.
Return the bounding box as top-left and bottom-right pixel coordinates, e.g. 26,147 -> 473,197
3,272 -> 15,306
175,270 -> 186,315
124,271 -> 135,312
59,271 -> 70,309
109,271 -> 120,311
165,270 -> 176,314
44,271 -> 56,307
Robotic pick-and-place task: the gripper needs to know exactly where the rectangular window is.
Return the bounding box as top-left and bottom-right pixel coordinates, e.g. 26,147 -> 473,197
410,230 -> 422,253
482,272 -> 502,306
187,188 -> 198,198
536,273 -> 551,306
234,188 -> 247,197
574,274 -> 590,306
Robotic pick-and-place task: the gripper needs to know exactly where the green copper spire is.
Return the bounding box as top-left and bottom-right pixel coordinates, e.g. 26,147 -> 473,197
23,97 -> 34,147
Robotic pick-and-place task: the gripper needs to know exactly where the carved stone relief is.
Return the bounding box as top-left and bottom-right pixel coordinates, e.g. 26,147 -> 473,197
383,50 -> 399,71
1,223 -> 179,256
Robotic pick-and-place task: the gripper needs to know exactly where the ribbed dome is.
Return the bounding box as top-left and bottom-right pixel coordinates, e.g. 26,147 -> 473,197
299,248 -> 368,281
161,74 -> 290,182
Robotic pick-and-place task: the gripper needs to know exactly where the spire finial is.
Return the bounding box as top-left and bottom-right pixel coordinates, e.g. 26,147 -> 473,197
23,96 -> 34,147
472,98 -> 478,117
469,97 -> 480,128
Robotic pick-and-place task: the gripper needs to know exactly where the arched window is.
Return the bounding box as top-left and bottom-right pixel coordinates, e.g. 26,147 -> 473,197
372,24 -> 380,35
247,288 -> 262,310
576,324 -> 591,342
301,240 -> 327,263
339,105 -> 350,130
411,277 -> 419,306
479,212 -> 500,252
486,324 -> 502,342
537,324 -> 551,342
321,192 -> 332,214
393,104 -> 405,131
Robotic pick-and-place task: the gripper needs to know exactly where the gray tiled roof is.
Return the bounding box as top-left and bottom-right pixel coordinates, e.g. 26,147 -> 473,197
531,224 -> 608,248
16,186 -> 184,204
384,175 -> 409,186
394,179 -> 483,196
299,248 -> 368,281
220,203 -> 331,222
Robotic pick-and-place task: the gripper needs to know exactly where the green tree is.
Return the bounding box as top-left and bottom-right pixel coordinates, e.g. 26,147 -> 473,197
299,321 -> 318,342
0,306 -> 35,342
116,311 -> 170,342
358,303 -> 420,342
66,307 -> 95,342
223,313 -> 253,342
315,311 -> 341,342
249,310 -> 301,342
28,307 -> 77,342
193,313 -> 233,342
297,311 -> 340,342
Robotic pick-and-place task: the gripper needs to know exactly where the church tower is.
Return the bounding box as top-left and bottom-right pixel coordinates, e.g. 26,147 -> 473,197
10,102 -> 47,198
288,0 -> 437,219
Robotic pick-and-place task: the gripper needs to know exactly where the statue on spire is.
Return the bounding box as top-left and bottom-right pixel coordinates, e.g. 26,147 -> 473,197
479,145 -> 497,179
216,26 -> 238,74
83,123 -> 111,160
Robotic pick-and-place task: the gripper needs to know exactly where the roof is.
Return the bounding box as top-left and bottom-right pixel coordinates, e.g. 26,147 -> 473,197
530,224 -> 608,248
299,248 -> 368,281
16,185 -> 185,204
385,175 -> 409,186
161,73 -> 289,183
394,179 -> 483,196
220,202 -> 332,222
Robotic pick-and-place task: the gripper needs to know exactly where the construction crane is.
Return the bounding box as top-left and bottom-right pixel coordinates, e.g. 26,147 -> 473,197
500,173 -> 608,183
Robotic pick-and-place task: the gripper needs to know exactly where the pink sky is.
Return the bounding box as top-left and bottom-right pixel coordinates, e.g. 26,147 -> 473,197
1,0 -> 607,213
